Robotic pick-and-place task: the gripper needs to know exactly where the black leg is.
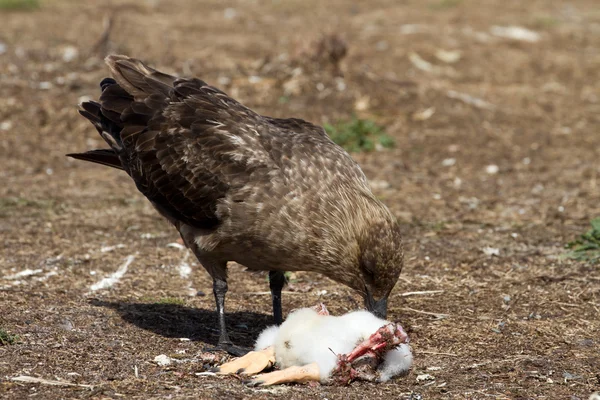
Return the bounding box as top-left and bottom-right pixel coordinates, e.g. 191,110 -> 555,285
213,277 -> 231,345
212,277 -> 247,356
269,271 -> 287,325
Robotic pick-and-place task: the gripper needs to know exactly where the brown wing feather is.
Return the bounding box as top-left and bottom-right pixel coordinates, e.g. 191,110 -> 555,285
98,55 -> 282,229
67,149 -> 123,170
263,116 -> 370,189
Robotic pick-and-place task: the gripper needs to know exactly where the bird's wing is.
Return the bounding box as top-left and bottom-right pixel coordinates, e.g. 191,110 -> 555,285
263,116 -> 371,191
94,55 -> 283,229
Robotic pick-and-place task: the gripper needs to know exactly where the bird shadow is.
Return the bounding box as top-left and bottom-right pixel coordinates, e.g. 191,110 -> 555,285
90,299 -> 273,348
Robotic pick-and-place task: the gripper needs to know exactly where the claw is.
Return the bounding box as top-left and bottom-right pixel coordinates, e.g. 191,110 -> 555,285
244,378 -> 265,387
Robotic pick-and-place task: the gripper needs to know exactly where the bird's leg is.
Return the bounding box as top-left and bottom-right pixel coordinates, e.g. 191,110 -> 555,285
214,277 -> 230,344
214,346 -> 275,375
246,362 -> 321,387
212,277 -> 247,356
269,271 -> 287,325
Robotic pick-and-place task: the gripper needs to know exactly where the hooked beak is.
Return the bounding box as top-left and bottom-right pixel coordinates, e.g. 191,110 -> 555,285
365,293 -> 388,319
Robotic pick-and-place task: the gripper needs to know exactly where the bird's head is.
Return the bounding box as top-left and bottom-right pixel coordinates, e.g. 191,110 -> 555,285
356,219 -> 404,319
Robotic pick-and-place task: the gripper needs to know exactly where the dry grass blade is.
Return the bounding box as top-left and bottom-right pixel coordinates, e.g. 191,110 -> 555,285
11,376 -> 94,388
400,307 -> 449,319
418,350 -> 458,357
446,90 -> 496,110
397,290 -> 444,297
246,291 -> 306,295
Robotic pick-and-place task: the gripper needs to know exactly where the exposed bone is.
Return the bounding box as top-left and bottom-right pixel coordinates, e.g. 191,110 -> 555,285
343,324 -> 407,363
311,302 -> 329,316
331,323 -> 408,384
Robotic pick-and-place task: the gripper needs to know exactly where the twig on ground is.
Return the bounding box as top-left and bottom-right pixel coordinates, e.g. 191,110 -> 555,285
400,307 -> 449,319
446,90 -> 496,110
11,375 -> 94,388
397,290 -> 444,297
246,291 -> 305,295
418,350 -> 458,357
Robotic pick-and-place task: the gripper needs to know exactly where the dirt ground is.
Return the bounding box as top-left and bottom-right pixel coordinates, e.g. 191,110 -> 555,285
1,0 -> 599,399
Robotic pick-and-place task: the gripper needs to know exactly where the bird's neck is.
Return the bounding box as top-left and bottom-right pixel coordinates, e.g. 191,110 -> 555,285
313,192 -> 397,288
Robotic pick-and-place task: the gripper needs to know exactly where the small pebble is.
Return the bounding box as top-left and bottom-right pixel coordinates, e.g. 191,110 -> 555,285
416,373 -> 434,382
153,354 -> 172,366
485,164 -> 499,174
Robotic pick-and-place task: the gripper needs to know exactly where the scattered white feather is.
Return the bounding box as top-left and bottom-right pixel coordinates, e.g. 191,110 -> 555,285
441,158 -> 456,167
490,26 -> 540,43
166,243 -> 193,279
0,120 -> 13,131
61,45 -> 79,62
5,269 -> 43,280
35,270 -> 58,282
482,247 -> 500,256
177,252 -> 192,279
88,255 -> 135,292
167,242 -> 186,250
196,371 -> 217,377
100,244 -> 126,253
153,354 -> 172,366
416,373 -> 434,381
485,164 -> 499,174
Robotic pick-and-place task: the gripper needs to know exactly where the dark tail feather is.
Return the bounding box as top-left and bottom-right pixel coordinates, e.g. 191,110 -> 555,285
105,55 -> 176,98
79,87 -> 126,151
67,149 -> 124,170
71,56 -> 174,166
100,77 -> 117,91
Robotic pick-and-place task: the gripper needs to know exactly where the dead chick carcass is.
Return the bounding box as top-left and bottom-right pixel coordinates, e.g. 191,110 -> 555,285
216,303 -> 412,385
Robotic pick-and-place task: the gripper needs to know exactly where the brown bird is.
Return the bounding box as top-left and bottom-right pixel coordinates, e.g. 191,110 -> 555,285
68,55 -> 404,355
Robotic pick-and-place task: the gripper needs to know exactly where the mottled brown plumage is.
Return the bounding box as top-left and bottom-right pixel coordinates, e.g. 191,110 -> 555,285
68,55 -> 404,354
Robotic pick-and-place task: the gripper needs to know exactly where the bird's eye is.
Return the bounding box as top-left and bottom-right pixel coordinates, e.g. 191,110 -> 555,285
361,263 -> 375,284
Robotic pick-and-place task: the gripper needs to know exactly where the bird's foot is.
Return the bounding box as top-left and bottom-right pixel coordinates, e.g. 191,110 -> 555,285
214,347 -> 275,375
244,363 -> 321,387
